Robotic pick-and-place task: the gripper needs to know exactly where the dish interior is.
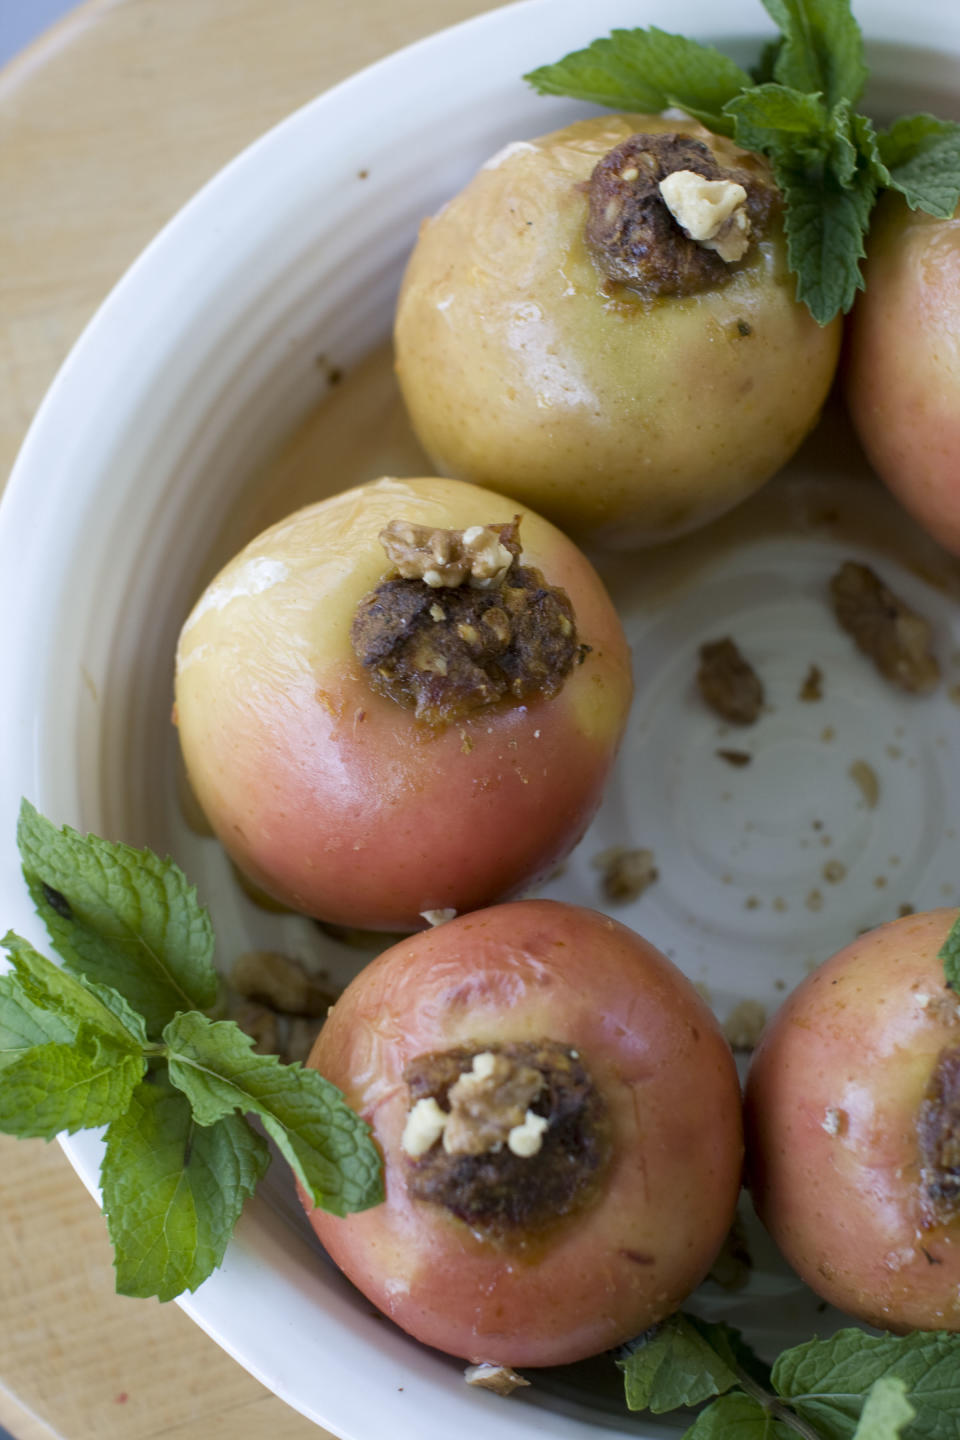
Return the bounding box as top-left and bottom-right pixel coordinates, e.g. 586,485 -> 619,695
6,8 -> 960,1439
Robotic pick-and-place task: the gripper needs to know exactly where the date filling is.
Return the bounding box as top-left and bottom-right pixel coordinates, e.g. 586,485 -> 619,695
400,1041 -> 610,1239
917,1043 -> 960,1227
351,518 -> 583,725
585,132 -> 777,297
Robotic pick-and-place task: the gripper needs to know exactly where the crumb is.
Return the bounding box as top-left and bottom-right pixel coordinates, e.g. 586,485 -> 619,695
799,664 -> 823,702
592,846 -> 658,904
875,876 -> 888,889
806,889 -> 824,912
822,860 -> 846,884
744,896 -> 761,910
812,819 -> 823,831
849,759 -> 880,809
708,1215 -> 753,1290
773,897 -> 788,913
420,908 -> 457,927
716,748 -> 752,767
886,745 -> 902,759
697,638 -> 764,725
774,978 -> 787,990
898,903 -> 915,917
820,726 -> 835,742
821,1106 -> 847,1137
723,999 -> 767,1052
829,560 -> 940,693
465,1363 -> 530,1396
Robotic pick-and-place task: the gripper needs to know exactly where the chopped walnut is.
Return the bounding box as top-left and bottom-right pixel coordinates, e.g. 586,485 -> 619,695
917,1044 -> 960,1226
591,846 -> 658,904
443,1050 -> 545,1156
799,664 -> 824,702
829,561 -> 940,694
231,950 -> 336,1017
464,1363 -> 530,1396
722,999 -> 767,1052
379,518 -> 517,590
697,638 -> 764,725
658,170 -> 750,262
420,907 -> 457,927
227,999 -> 323,1065
849,759 -> 880,810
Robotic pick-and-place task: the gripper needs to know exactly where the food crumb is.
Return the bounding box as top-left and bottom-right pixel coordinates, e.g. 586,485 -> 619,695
822,860 -> 846,884
898,903 -> 915,917
772,897 -> 788,913
465,1363 -> 531,1396
697,637 -> 764,725
829,560 -> 940,693
716,748 -> 752,767
420,908 -> 458,927
875,876 -> 888,889
886,744 -> 903,759
822,1106 -> 847,1137
950,683 -> 960,706
591,846 -> 658,904
820,725 -> 835,743
806,889 -> 824,912
799,664 -> 823,702
744,896 -> 761,910
723,999 -> 767,1052
849,759 -> 880,809
708,1215 -> 753,1290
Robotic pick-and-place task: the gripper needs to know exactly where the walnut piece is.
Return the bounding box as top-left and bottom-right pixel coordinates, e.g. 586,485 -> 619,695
231,950 -> 336,1017
379,519 -> 516,590
722,999 -> 767,1052
464,1363 -> 530,1395
918,1044 -> 960,1226
829,561 -> 940,694
443,1050 -> 545,1156
697,638 -> 764,725
658,170 -> 750,262
591,846 -> 658,904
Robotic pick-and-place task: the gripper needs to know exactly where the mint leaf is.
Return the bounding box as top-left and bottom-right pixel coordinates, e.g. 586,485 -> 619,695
877,115 -> 960,220
164,1012 -> 382,1216
853,1377 -> 915,1440
525,27 -> 753,137
620,1314 -> 739,1412
725,84 -> 828,154
773,146 -> 877,323
773,1328 -> 960,1440
682,1392 -> 794,1439
102,1075 -> 269,1301
1,931 -> 148,1051
940,912 -> 960,993
760,0 -> 867,108
0,1027 -> 145,1139
18,800 -> 217,1037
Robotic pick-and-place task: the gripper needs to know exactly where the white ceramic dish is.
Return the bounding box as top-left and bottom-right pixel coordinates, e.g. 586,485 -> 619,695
2,1 -> 960,1437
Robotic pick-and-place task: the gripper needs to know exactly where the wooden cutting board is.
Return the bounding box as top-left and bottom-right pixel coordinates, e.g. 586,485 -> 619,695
0,2 -> 497,1436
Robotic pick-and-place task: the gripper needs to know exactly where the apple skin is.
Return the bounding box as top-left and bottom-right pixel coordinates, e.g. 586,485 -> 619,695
174,475 -> 632,930
395,114 -> 841,548
303,900 -> 744,1367
745,908 -> 960,1331
845,194 -> 960,556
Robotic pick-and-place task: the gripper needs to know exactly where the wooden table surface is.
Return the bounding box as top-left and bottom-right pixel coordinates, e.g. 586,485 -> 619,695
0,3 -> 498,1436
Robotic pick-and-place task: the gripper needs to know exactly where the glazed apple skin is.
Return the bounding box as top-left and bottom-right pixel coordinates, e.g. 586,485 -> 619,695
174,476 -> 631,930
745,908 -> 960,1331
845,196 -> 960,555
395,114 -> 841,548
304,900 -> 744,1367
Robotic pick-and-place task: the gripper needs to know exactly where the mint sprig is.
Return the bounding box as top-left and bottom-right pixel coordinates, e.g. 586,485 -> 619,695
622,1320 -> 960,1439
18,799 -> 218,1037
0,800 -> 383,1300
524,0 -> 960,324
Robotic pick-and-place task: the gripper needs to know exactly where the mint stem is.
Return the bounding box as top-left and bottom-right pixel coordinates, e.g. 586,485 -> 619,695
733,1365 -> 825,1440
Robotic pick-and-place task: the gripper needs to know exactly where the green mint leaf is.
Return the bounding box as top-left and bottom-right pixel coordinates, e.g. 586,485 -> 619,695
773,146 -> 877,323
877,115 -> 960,220
18,800 -> 217,1038
620,1314 -> 739,1412
685,1315 -> 773,1393
164,1012 -> 383,1216
524,27 -> 754,138
0,1026 -> 145,1139
1,931 -> 148,1052
940,912 -> 960,993
760,0 -> 867,108
773,1328 -> 960,1440
102,1074 -> 269,1301
852,1377 -> 916,1440
682,1392 -> 794,1440
725,84 -> 829,155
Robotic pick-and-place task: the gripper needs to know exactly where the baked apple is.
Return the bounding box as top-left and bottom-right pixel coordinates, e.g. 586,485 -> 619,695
745,908 -> 960,1331
174,476 -> 631,930
304,900 -> 744,1366
845,194 -> 960,555
395,115 -> 841,547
